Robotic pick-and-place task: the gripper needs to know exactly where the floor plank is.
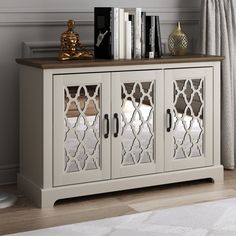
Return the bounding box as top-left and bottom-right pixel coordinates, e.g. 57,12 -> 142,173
0,170 -> 235,235
129,189 -> 236,211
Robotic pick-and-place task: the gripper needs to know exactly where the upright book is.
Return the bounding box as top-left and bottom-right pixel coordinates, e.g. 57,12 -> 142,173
145,15 -> 155,58
124,12 -> 132,59
134,8 -> 142,59
94,7 -> 112,59
119,8 -> 125,59
141,12 -> 146,58
128,14 -> 135,58
112,8 -> 119,60
145,15 -> 162,58
155,16 -> 162,58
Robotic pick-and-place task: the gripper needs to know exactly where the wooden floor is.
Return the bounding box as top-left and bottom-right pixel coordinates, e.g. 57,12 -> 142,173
1,170 -> 236,235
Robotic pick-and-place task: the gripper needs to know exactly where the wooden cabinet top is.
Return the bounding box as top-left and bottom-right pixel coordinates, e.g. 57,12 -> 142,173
16,55 -> 224,69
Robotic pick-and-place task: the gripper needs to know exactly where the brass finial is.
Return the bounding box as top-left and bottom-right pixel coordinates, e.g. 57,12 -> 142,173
58,19 -> 93,61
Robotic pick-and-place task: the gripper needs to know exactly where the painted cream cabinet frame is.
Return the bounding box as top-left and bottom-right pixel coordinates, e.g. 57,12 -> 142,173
18,60 -> 223,208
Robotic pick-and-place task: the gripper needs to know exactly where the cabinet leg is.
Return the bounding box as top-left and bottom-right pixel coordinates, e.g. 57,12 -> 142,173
211,165 -> 224,183
40,197 -> 56,208
18,174 -> 56,208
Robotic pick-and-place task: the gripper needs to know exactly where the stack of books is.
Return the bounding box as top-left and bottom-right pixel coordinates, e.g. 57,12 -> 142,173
94,7 -> 162,60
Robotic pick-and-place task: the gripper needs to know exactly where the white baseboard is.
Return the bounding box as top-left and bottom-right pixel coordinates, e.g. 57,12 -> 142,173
0,164 -> 19,185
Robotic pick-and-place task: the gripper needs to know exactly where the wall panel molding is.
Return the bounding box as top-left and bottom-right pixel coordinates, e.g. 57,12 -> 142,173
0,8 -> 199,26
0,7 -> 200,13
22,40 -> 93,58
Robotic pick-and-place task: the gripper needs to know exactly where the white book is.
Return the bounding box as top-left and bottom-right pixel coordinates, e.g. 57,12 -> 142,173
119,8 -> 125,59
125,20 -> 132,59
134,8 -> 142,59
124,12 -> 129,59
111,8 -> 119,60
124,12 -> 129,22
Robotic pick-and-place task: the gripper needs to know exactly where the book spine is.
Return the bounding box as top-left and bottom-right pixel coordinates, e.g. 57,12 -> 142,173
150,16 -> 155,54
112,8 -> 119,60
124,12 -> 129,59
155,16 -> 162,58
145,15 -> 155,59
145,15 -> 151,58
119,8 -> 125,59
125,20 -> 132,59
129,14 -> 134,58
141,12 -> 146,58
134,8 -> 142,59
124,12 -> 129,23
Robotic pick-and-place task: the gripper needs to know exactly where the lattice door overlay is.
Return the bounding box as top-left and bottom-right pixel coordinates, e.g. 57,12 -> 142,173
173,79 -> 204,160
64,85 -> 100,173
121,81 -> 154,166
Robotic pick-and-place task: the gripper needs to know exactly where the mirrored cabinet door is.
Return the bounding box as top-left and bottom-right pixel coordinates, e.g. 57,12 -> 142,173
53,73 -> 110,186
112,70 -> 164,178
165,68 -> 213,171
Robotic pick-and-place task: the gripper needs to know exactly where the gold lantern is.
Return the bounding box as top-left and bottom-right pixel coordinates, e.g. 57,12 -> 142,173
168,22 -> 188,56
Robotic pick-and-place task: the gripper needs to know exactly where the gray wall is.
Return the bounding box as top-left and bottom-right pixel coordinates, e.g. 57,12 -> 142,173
0,0 -> 201,184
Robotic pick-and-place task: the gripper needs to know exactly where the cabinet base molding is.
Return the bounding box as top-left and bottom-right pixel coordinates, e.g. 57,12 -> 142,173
18,165 -> 224,208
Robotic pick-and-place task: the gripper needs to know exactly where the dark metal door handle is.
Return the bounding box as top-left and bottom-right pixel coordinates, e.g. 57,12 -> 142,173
114,113 -> 119,138
167,109 -> 172,132
104,114 -> 109,139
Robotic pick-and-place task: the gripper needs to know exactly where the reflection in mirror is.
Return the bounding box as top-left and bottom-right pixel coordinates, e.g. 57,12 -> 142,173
121,81 -> 154,166
64,84 -> 101,173
173,79 -> 204,160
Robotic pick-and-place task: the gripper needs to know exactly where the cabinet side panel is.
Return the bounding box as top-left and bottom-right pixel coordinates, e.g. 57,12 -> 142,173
19,66 -> 44,187
213,62 -> 221,166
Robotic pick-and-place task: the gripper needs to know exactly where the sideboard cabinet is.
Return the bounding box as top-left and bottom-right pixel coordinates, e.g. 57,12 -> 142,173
16,56 -> 224,208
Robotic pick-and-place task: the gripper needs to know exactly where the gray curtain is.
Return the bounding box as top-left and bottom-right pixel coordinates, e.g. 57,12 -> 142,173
201,0 -> 236,169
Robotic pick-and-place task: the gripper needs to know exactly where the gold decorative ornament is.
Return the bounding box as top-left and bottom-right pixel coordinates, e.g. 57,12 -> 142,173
168,22 -> 188,56
58,19 -> 93,61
